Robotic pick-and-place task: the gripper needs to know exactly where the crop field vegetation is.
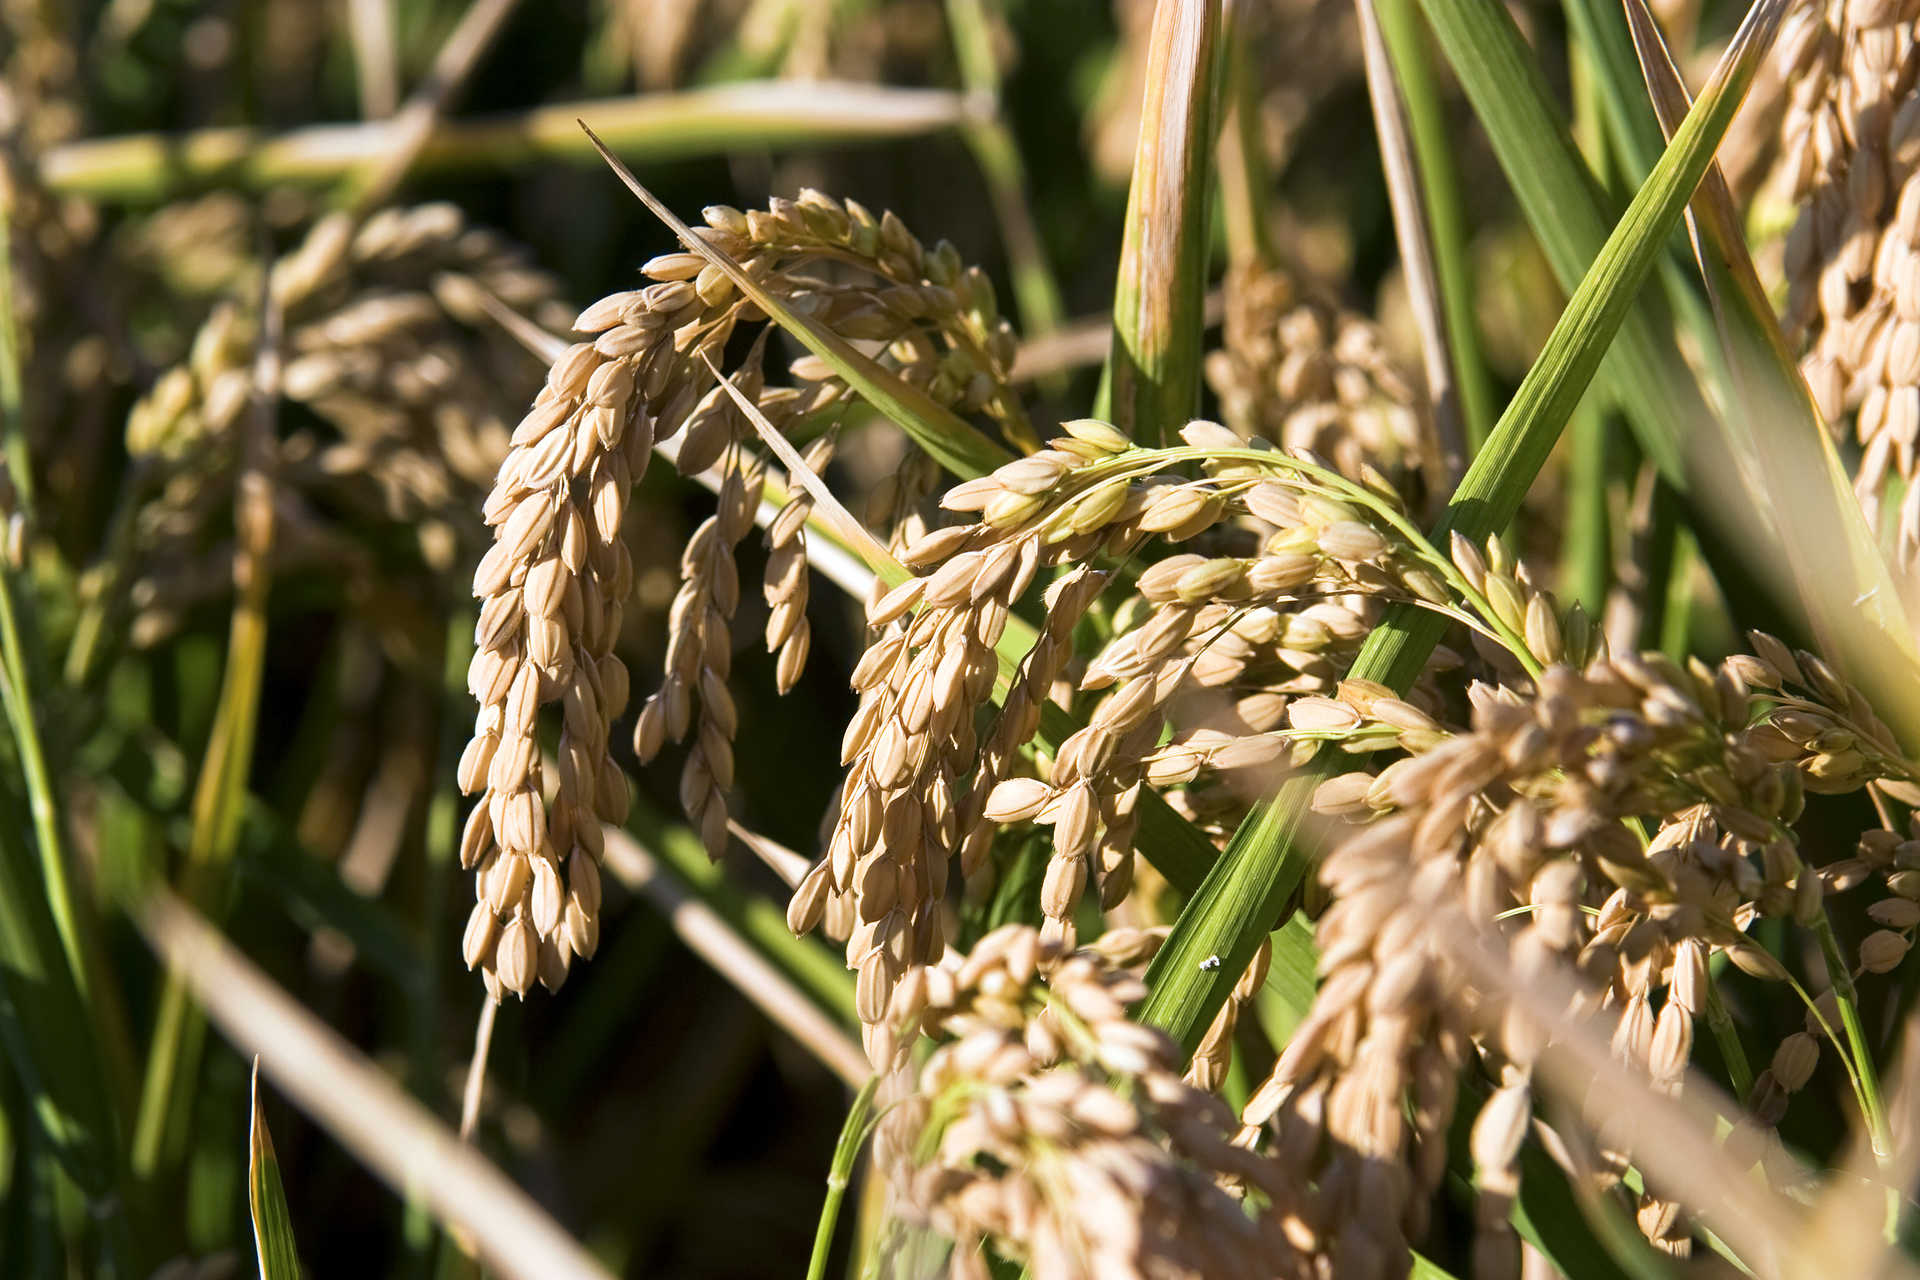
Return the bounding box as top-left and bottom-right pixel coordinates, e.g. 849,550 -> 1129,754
9,0 -> 1920,1277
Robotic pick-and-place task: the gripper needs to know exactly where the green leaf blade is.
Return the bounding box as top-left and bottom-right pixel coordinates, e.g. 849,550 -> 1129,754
249,1060 -> 302,1280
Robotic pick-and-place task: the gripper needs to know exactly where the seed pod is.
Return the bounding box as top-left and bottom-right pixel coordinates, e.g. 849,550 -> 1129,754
1315,520 -> 1387,562
1289,696 -> 1363,734
1869,897 -> 1920,928
1771,1032 -> 1820,1092
1061,418 -> 1131,453
1860,928 -> 1910,973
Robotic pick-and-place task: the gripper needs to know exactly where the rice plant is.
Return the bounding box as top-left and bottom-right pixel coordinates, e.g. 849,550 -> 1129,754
11,0 -> 1920,1277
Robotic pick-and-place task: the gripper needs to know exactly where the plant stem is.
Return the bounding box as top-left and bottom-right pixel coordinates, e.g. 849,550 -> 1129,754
1102,0 -> 1221,445
0,203 -> 30,519
946,0 -> 1065,340
1561,401 -> 1614,613
1700,979 -> 1754,1101
405,608 -> 473,1258
134,268 -> 282,1180
42,84 -> 980,202
807,1075 -> 880,1280
1372,0 -> 1496,456
0,563 -> 85,998
1216,7 -> 1276,272
1810,910 -> 1890,1159
1355,0 -> 1467,481
0,197 -> 142,1142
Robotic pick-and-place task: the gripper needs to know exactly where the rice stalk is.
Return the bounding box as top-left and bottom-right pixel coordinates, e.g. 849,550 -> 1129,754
342,0 -> 526,215
41,82 -> 983,202
1137,0 -> 1787,1059
602,824 -> 868,1086
945,0 -> 1065,340
1102,0 -> 1220,446
805,1073 -> 880,1280
1371,0 -> 1497,454
344,0 -> 400,121
133,244 -> 283,1180
1353,0 -> 1466,480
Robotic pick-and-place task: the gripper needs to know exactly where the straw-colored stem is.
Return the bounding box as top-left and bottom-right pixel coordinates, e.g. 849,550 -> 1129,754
459,998 -> 497,1144
132,885 -> 615,1280
402,609 -> 474,1255
42,83 -> 980,202
600,823 -> 867,1087
346,0 -> 400,119
344,0 -> 526,214
1356,0 -> 1464,479
1216,5 -> 1276,272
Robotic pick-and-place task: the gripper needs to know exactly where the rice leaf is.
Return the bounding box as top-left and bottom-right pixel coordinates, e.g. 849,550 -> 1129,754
0,802 -> 124,1208
1371,0 -> 1496,454
1101,0 -> 1220,445
1413,0 -> 1785,631
1137,0 -> 1786,1054
249,1060 -> 302,1280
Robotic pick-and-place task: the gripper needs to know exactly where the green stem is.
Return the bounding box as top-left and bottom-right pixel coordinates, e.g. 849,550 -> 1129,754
807,1075 -> 880,1280
1102,0 -> 1221,445
0,202 -> 30,518
946,0 -> 1065,340
1700,979 -> 1753,1101
1560,402 -> 1613,613
0,800 -> 130,1262
0,575 -> 85,999
1810,911 -> 1890,1159
134,299 -> 279,1180
1657,525 -> 1695,661
1373,0 -> 1496,455
63,462 -> 154,688
0,196 -> 141,1132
